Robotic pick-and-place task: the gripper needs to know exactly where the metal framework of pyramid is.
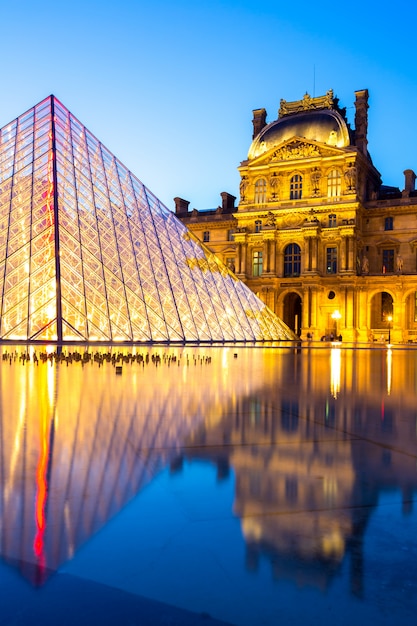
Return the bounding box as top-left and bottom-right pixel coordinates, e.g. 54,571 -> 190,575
0,95 -> 295,343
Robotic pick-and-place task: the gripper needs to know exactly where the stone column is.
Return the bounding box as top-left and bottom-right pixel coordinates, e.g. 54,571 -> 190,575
264,240 -> 270,273
311,237 -> 318,272
270,240 -> 276,274
311,288 -> 318,328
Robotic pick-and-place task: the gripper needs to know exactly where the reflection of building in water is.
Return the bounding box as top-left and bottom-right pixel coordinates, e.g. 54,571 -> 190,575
184,349 -> 417,594
0,349 -> 242,585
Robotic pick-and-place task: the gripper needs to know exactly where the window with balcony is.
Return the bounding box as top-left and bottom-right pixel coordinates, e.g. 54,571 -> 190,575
326,247 -> 337,274
382,249 -> 394,273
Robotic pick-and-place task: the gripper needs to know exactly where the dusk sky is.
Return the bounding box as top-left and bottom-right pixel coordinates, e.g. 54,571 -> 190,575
1,0 -> 416,210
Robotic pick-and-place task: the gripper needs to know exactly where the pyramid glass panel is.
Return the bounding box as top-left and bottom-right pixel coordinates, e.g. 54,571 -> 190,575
0,95 -> 296,342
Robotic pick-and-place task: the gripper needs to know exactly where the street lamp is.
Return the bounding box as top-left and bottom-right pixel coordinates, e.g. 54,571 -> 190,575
387,314 -> 392,344
331,310 -> 342,341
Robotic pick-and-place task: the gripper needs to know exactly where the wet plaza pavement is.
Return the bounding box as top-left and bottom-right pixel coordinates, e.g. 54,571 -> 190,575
0,344 -> 416,625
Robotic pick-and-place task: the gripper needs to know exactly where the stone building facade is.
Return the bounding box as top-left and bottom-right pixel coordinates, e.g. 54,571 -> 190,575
175,89 -> 417,343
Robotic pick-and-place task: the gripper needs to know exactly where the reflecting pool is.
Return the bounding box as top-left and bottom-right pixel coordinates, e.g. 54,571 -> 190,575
0,345 -> 416,625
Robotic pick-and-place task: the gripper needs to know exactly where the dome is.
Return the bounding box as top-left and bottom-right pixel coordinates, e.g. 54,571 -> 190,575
248,108 -> 351,160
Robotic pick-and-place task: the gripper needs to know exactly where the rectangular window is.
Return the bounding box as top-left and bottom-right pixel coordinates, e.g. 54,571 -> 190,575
382,249 -> 394,273
203,231 -> 210,242
415,292 -> 417,322
384,217 -> 393,231
290,175 -> 302,200
227,229 -> 234,241
328,214 -> 337,227
326,247 -> 337,274
253,250 -> 263,277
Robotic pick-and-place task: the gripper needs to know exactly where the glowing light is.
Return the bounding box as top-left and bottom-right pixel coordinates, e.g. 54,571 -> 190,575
386,347 -> 392,395
330,346 -> 341,398
387,314 -> 393,345
331,310 -> 342,340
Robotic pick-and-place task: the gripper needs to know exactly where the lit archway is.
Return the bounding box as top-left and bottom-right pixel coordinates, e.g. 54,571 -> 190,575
283,292 -> 302,336
370,291 -> 393,330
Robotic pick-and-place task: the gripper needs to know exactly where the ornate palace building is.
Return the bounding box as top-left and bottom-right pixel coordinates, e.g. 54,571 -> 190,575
176,89 -> 417,342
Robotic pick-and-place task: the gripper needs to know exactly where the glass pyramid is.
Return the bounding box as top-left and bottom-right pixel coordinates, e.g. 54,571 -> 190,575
0,95 -> 295,343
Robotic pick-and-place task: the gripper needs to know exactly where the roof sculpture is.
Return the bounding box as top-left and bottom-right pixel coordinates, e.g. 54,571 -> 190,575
248,90 -> 352,160
0,96 -> 295,342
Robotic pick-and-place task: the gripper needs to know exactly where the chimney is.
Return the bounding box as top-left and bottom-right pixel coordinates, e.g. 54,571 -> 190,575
174,197 -> 190,215
252,108 -> 267,139
354,89 -> 369,155
403,169 -> 416,196
220,192 -> 236,211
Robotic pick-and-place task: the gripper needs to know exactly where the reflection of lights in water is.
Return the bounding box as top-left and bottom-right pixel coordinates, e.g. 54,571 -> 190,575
33,362 -> 55,575
330,346 -> 341,399
386,348 -> 392,395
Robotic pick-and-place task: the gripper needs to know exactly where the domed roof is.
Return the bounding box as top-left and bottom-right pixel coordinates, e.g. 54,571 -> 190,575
248,108 -> 351,160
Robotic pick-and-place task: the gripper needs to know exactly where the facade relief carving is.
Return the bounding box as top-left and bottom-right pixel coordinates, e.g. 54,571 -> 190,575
271,141 -> 321,161
283,213 -> 305,228
265,212 -> 276,227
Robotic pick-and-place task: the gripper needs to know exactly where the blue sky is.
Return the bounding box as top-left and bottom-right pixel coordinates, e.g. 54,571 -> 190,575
1,0 -> 416,210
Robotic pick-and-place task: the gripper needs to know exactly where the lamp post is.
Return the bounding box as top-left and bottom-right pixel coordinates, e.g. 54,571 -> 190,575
387,314 -> 392,344
331,310 -> 342,341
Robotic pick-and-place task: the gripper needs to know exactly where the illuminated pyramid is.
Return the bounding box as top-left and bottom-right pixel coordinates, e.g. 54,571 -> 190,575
0,95 -> 295,342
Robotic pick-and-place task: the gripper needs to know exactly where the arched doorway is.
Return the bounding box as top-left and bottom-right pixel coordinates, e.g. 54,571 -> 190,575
370,291 -> 393,339
283,292 -> 302,336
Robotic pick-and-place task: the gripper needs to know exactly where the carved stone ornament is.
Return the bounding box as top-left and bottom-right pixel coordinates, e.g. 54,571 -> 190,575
271,141 -> 321,160
278,90 -> 334,118
310,168 -> 321,195
239,177 -> 248,200
344,163 -> 357,191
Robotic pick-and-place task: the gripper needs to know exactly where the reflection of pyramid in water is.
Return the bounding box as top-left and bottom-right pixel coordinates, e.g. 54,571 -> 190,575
0,95 -> 295,342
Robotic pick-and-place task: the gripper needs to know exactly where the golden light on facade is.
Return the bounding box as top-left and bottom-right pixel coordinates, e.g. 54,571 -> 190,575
387,314 -> 393,345
331,310 -> 342,340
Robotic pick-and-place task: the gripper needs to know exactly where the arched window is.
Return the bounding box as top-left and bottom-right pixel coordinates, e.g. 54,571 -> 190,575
253,250 -> 263,277
254,178 -> 267,203
284,243 -> 301,277
327,169 -> 341,197
290,174 -> 302,200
